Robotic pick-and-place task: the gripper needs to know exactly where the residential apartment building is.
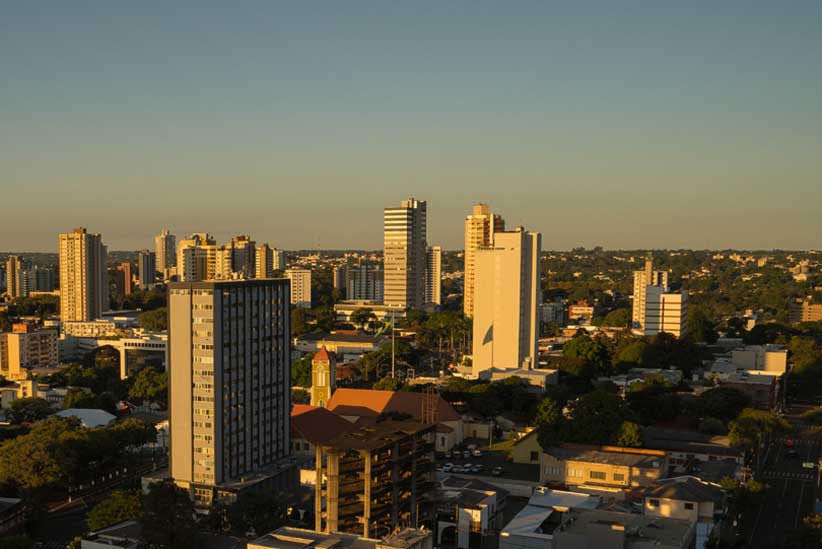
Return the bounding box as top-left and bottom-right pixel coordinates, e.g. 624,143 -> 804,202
114,262 -> 133,301
23,266 -> 55,295
58,228 -> 107,322
383,198 -> 427,311
285,269 -> 311,308
463,203 -> 505,318
168,279 -> 293,506
632,258 -> 669,330
472,227 -> 541,377
0,323 -> 59,381
137,251 -> 156,289
424,246 -> 441,307
255,243 -> 275,279
314,420 -> 436,538
176,233 -> 217,282
4,256 -> 23,299
154,228 -> 176,276
790,298 -> 822,324
333,267 -> 346,293
272,248 -> 286,271
346,263 -> 384,302
227,235 -> 256,278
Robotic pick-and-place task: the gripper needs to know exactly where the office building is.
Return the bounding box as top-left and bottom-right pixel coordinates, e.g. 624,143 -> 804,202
333,267 -> 346,293
631,258 -> 669,331
4,256 -> 23,299
472,227 -> 541,377
227,235 -> 256,278
383,198 -> 427,310
155,228 -> 176,273
285,269 -> 311,308
463,204 -> 505,317
314,420 -> 436,538
168,279 -> 293,506
310,347 -> 336,408
256,243 -> 275,279
424,246 -> 441,307
114,262 -> 133,301
24,267 -> 55,294
346,263 -> 383,302
0,323 -> 59,381
137,251 -> 156,289
59,228 -> 107,322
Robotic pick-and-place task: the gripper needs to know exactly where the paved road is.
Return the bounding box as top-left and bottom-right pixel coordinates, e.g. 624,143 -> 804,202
746,427 -> 822,547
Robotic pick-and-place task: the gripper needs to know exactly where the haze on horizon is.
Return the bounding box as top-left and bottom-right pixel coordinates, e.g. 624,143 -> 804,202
2,1 -> 821,253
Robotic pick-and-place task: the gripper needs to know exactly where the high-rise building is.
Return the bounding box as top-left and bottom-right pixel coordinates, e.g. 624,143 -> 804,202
227,235 -> 256,278
285,269 -> 312,308
23,266 -> 55,294
0,323 -> 59,381
383,198 -> 427,310
58,228 -> 107,322
255,243 -> 274,279
463,204 -> 505,317
155,229 -> 176,279
346,262 -> 384,302
177,233 -> 217,282
425,246 -> 442,306
168,279 -> 293,506
332,267 -> 346,293
272,248 -> 287,271
5,256 -> 24,299
114,262 -> 133,301
310,347 -> 336,408
631,258 -> 669,331
472,227 -> 541,377
138,251 -> 156,289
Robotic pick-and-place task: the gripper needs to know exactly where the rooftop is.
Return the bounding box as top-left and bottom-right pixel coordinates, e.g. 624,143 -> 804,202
642,426 -> 739,458
555,509 -> 694,548
299,331 -> 385,344
545,446 -> 665,469
249,527 -> 431,549
291,404 -> 356,446
320,419 -> 434,452
328,388 -> 460,423
646,477 -> 724,505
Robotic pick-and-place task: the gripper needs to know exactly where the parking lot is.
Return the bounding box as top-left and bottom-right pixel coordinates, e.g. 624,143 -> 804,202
437,440 -> 540,482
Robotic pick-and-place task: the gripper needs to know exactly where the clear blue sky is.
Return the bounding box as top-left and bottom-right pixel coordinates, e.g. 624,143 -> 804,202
2,1 -> 820,251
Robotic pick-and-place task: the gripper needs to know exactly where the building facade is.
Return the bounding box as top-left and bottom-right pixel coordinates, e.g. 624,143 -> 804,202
310,348 -> 336,408
383,198 -> 427,311
285,269 -> 312,308
255,243 -> 274,279
137,251 -> 156,289
463,204 -> 505,318
0,323 -> 59,381
154,228 -> 176,275
168,279 -> 292,506
425,246 -> 442,307
472,228 -> 541,377
346,263 -> 384,302
5,256 -> 23,299
59,228 -> 107,322
631,258 -> 669,331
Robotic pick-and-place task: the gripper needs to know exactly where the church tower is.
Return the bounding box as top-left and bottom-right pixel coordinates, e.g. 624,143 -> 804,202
310,347 -> 336,408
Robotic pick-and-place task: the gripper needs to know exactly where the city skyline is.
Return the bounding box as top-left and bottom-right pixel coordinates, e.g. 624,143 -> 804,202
3,2 -> 822,251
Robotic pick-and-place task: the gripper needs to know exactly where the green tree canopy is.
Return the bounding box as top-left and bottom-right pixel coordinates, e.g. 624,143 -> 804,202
7,397 -> 54,424
291,356 -> 313,388
128,367 -> 168,406
142,482 -> 197,548
685,306 -> 718,344
695,387 -> 751,421
565,390 -> 636,445
351,308 -> 376,331
729,408 -> 791,450
603,308 -> 631,328
613,421 -> 643,447
563,334 -> 610,372
87,490 -> 141,531
138,308 -> 167,332
535,397 -> 567,449
373,376 -> 401,391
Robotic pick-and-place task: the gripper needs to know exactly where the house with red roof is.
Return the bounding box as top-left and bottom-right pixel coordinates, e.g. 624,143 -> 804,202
326,388 -> 464,452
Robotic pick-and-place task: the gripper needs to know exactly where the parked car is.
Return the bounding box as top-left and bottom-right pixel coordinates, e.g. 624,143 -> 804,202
491,466 -> 504,477
445,451 -> 452,459
471,465 -> 483,473
436,465 -> 444,472
463,450 -> 471,459
442,463 -> 454,472
472,449 -> 482,457
784,439 -> 795,448
463,463 -> 472,470
452,465 -> 464,473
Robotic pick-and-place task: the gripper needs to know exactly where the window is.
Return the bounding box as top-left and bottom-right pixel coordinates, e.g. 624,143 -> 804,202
530,451 -> 539,462
684,503 -> 694,510
544,466 -> 561,477
568,468 -> 582,478
613,472 -> 625,482
648,499 -> 660,508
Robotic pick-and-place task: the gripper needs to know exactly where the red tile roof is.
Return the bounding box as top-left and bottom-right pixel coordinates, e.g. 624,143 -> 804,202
291,404 -> 355,445
327,388 -> 460,423
313,346 -> 333,363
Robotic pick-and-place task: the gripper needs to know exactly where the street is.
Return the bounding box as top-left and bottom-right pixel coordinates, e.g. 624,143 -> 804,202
744,426 -> 822,547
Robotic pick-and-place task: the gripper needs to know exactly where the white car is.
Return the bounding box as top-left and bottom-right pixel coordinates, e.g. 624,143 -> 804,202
472,449 -> 482,457
442,463 -> 454,472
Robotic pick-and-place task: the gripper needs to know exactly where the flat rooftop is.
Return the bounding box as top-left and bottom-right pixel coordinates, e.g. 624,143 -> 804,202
249,527 -> 431,549
321,420 -> 433,451
545,446 -> 664,469
557,509 -> 693,548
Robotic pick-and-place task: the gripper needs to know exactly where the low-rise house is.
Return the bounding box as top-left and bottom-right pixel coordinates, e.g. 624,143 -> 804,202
540,445 -> 667,498
481,368 -> 559,389
499,488 -> 599,549
249,527 -> 433,549
294,331 -> 387,358
642,426 -> 744,475
644,477 -> 726,549
57,408 -> 116,428
511,430 -> 543,465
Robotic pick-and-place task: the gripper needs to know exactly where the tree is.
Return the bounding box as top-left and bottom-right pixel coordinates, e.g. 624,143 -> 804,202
373,376 -> 401,391
351,308 -> 376,331
614,339 -> 647,370
626,378 -> 679,425
729,408 -> 791,450
138,307 -> 167,332
290,307 -> 309,337
291,356 -> 313,388
553,356 -> 597,394
142,482 -> 197,548
613,421 -> 643,447
0,536 -> 34,549
228,491 -> 285,536
7,397 -> 53,424
0,312 -> 11,333
0,416 -> 80,491
603,308 -> 631,328
291,388 -> 310,404
801,408 -> 822,426
87,490 -> 141,531
313,306 -> 336,333
802,513 -> 822,547
128,367 -> 168,406
696,387 -> 751,421
686,307 -> 718,344
698,417 -> 727,435
535,397 -> 566,449
563,335 -> 610,372
63,388 -> 98,410
566,390 -> 635,445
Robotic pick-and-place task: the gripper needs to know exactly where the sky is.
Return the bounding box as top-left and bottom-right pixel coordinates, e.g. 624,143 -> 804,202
1,1 -> 821,252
